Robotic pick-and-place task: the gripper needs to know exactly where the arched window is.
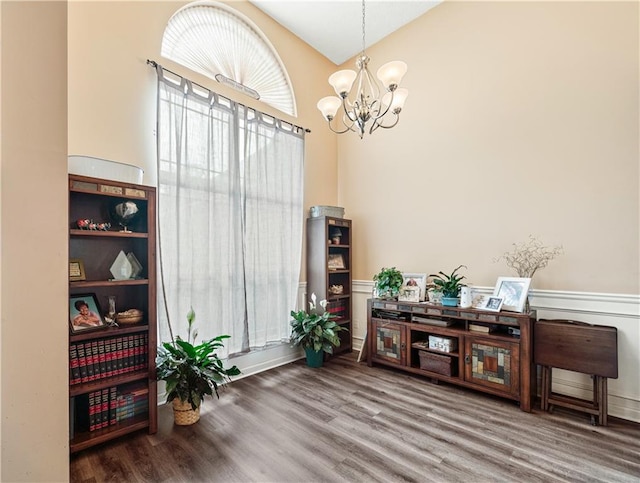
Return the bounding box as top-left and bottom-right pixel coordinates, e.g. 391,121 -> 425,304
161,1 -> 297,117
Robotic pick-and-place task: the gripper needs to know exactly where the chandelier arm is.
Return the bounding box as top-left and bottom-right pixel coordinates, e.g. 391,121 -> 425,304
369,113 -> 400,134
327,120 -> 355,135
341,99 -> 358,123
371,100 -> 391,123
371,88 -> 395,123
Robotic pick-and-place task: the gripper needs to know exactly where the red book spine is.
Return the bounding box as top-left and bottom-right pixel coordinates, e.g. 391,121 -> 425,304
69,344 -> 81,385
108,338 -> 117,377
109,386 -> 117,425
82,342 -> 96,382
98,340 -> 107,380
100,388 -> 109,429
127,335 -> 135,372
116,337 -> 124,374
144,333 -> 149,367
89,391 -> 97,432
90,341 -> 99,380
122,336 -> 130,373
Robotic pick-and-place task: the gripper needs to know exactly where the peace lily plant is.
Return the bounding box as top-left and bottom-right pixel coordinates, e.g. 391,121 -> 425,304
156,308 -> 240,425
290,293 -> 346,367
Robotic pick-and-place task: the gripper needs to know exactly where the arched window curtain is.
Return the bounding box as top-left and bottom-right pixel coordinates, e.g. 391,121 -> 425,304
154,65 -> 304,357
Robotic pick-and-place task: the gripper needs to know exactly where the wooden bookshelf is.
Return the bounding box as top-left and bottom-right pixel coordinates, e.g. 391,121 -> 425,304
68,174 -> 157,453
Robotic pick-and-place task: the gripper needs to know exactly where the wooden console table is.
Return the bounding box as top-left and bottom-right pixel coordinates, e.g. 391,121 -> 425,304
534,319 -> 618,426
367,299 -> 535,412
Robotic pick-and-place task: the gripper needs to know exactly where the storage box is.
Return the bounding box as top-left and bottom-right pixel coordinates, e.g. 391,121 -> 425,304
309,205 -> 345,218
428,335 -> 458,353
419,351 -> 456,376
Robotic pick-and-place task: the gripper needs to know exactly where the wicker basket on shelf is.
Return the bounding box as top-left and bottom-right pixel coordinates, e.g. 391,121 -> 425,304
172,398 -> 201,425
116,309 -> 143,325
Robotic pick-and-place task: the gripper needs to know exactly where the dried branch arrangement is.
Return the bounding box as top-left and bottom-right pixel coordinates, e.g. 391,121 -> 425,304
495,235 -> 563,278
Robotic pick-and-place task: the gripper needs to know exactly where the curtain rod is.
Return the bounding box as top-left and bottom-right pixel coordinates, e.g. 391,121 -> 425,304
146,59 -> 311,134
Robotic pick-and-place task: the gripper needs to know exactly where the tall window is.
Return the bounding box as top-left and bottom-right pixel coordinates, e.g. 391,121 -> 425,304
154,66 -> 305,356
161,1 -> 297,117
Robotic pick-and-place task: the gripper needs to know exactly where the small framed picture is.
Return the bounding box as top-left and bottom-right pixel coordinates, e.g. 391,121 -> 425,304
69,293 -> 106,333
69,259 -> 86,281
480,296 -> 504,312
398,285 -> 420,302
328,253 -> 346,270
492,277 -> 531,313
402,273 -> 427,301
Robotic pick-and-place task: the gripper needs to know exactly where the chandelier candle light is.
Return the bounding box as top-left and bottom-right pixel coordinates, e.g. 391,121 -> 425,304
317,0 -> 408,138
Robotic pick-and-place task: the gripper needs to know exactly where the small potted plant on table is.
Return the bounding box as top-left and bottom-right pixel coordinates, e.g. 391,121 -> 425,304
429,265 -> 467,307
156,309 -> 241,425
373,266 -> 404,300
290,293 -> 347,367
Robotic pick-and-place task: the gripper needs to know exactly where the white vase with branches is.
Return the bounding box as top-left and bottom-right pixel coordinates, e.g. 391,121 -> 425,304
494,235 -> 563,310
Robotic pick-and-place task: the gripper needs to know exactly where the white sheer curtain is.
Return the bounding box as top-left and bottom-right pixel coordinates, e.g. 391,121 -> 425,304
155,66 -> 304,356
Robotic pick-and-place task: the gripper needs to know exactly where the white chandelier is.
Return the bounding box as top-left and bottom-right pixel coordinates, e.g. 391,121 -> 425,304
317,0 -> 408,139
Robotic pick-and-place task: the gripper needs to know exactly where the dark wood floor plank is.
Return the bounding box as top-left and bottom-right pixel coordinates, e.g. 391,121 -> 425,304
70,353 -> 640,482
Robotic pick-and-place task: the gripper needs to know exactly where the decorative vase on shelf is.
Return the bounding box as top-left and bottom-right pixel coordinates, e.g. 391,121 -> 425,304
460,287 -> 472,308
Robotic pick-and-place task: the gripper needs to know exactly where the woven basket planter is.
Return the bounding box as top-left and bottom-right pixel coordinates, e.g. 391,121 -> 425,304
172,398 -> 200,425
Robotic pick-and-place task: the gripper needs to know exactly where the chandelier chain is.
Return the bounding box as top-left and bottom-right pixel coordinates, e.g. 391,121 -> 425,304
361,0 -> 366,56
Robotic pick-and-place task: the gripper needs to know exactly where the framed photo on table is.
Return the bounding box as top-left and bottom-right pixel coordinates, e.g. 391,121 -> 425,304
480,296 -> 504,312
398,285 -> 420,302
492,277 -> 531,312
69,293 -> 106,333
402,273 -> 427,301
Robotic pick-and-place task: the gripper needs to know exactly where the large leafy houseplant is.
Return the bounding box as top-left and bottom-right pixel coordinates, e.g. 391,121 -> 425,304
156,309 -> 240,420
373,266 -> 404,299
429,265 -> 467,302
290,293 -> 347,366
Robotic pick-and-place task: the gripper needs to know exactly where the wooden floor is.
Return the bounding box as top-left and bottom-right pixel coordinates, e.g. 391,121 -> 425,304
71,353 -> 640,482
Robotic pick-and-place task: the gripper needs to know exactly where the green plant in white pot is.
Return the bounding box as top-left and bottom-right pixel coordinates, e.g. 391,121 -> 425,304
429,265 -> 467,307
290,293 -> 347,368
373,266 -> 404,299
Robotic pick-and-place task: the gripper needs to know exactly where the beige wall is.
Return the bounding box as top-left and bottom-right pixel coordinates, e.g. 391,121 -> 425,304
339,1 -> 639,295
1,0 -> 636,478
1,1 -> 69,481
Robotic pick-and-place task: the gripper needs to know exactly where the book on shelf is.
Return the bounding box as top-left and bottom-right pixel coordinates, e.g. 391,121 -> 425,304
468,323 -> 496,333
109,386 -> 117,426
69,344 -> 81,385
85,342 -> 96,381
88,391 -> 98,432
100,388 -> 110,429
412,316 -> 453,327
116,338 -> 125,374
68,334 -> 150,390
77,343 -> 88,383
98,340 -> 107,377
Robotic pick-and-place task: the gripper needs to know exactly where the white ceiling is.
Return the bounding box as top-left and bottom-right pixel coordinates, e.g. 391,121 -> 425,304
248,1 -> 442,65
